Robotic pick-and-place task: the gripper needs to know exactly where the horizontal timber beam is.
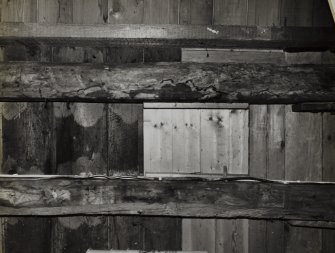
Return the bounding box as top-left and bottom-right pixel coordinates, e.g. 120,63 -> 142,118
0,177 -> 335,220
1,62 -> 335,103
292,102 -> 335,112
0,23 -> 335,50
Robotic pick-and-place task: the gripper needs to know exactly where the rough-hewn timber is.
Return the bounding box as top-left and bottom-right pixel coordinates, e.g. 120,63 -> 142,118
0,177 -> 334,220
0,62 -> 335,103
0,23 -> 334,50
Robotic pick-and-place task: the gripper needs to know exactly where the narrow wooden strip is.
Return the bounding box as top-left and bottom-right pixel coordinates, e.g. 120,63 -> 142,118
144,103 -> 249,109
292,102 -> 335,112
288,221 -> 335,229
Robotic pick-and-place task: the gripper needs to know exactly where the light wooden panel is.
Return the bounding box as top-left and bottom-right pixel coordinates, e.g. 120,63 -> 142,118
172,110 -> 200,173
143,0 -> 179,24
329,0 -> 335,22
144,109 -> 173,173
1,0 -> 37,22
213,0 -> 248,25
179,0 -> 213,25
73,0 -> 108,24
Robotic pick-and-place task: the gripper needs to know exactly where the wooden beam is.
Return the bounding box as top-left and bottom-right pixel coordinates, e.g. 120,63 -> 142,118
0,177 -> 335,220
288,221 -> 335,229
1,62 -> 335,103
329,0 -> 335,22
0,23 -> 334,50
292,103 -> 335,112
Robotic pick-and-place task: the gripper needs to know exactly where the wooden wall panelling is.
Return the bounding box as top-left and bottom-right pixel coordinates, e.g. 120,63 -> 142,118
106,47 -> 144,64
322,113 -> 335,253
182,219 -> 216,253
109,104 -> 143,176
143,0 -> 179,24
284,106 -> 322,253
108,0 -> 144,24
213,0 -> 248,25
247,0 -> 280,26
73,0 -> 108,24
144,109 -> 173,173
1,0 -> 37,22
280,0 -> 314,26
179,0 -> 213,25
38,0 -> 73,24
1,102 -> 53,253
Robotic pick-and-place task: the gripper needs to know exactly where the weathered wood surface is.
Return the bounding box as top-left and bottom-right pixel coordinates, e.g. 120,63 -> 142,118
0,23 -> 335,49
1,63 -> 335,103
0,177 -> 334,220
292,102 -> 335,112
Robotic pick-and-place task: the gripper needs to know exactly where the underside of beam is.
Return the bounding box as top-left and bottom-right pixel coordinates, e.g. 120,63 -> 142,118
0,176 -> 334,221
0,23 -> 334,50
0,62 -> 335,103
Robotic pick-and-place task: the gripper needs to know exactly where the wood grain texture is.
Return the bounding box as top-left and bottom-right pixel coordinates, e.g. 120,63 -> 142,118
285,106 -> 322,253
1,23 -> 335,50
143,0 -> 179,24
1,62 -> 335,104
0,177 -> 335,220
1,0 -> 37,22
214,0 -> 248,25
73,0 -> 108,24
247,0 -> 280,26
108,0 -> 144,24
179,0 -> 213,25
109,104 -> 143,176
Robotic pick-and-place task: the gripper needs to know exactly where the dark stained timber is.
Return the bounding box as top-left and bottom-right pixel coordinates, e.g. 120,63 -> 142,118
0,23 -> 334,50
1,62 -> 335,103
0,177 -> 335,220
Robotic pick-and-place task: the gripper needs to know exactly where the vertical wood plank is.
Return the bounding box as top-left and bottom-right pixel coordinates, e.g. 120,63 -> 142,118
213,0 -> 248,25
109,104 -> 143,176
108,0 -> 144,24
285,106 -> 322,253
172,109 -> 200,173
179,0 -> 213,25
182,219 -> 216,253
216,219 -> 248,253
322,113 -> 335,253
38,0 -> 73,24
280,0 -> 314,26
73,0 -> 108,24
2,103 -> 53,253
1,0 -> 37,22
247,0 -> 280,26
144,109 -> 173,173
143,0 -> 179,24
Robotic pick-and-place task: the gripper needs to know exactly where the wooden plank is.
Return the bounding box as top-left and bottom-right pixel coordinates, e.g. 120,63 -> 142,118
284,107 -> 322,253
38,0 -> 73,24
247,0 -> 280,26
293,102 -> 335,112
322,112 -> 335,253
172,110 -> 200,173
182,48 -> 286,64
144,103 -> 249,109
280,0 -> 314,26
182,219 -> 215,253
144,48 -> 181,63
0,177 -> 335,220
144,109 -> 173,173
216,219 -> 248,253
1,23 -> 335,50
106,47 -> 143,64
213,0 -> 248,25
108,0 -> 144,24
73,0 -> 108,24
1,0 -> 37,22
143,0 -> 179,24
109,104 -> 143,176
1,62 -> 335,103
1,103 -> 53,253
328,0 -> 335,22
179,0 -> 213,25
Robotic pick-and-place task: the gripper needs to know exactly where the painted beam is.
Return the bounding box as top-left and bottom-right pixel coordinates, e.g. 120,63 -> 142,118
0,177 -> 335,220
0,23 -> 334,50
0,62 -> 335,103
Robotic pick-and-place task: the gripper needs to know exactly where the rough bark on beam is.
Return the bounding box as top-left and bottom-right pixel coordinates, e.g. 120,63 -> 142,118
0,177 -> 335,220
1,63 -> 335,103
0,23 -> 334,50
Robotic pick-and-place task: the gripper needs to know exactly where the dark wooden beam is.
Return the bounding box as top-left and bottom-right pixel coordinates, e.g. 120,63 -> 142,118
0,62 -> 335,103
0,177 -> 335,220
292,102 -> 335,112
0,23 -> 334,50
